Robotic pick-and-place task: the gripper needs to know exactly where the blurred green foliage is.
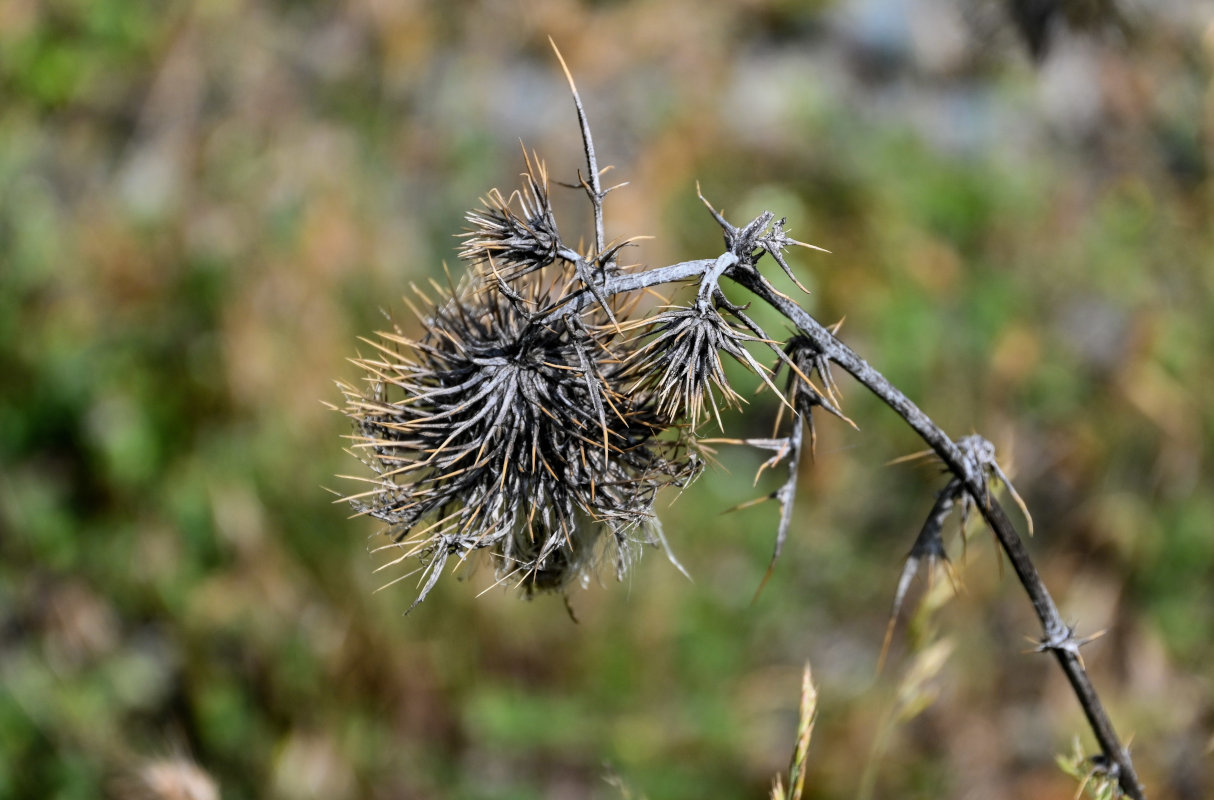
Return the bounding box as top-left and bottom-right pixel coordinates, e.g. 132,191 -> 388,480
1,2 -> 1212,799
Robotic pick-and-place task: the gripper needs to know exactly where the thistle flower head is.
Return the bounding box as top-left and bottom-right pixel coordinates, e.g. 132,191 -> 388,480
337,262 -> 698,608
626,293 -> 776,431
459,151 -> 563,283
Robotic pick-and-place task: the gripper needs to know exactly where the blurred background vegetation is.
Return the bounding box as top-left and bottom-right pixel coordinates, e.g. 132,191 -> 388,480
1,1 -> 1211,798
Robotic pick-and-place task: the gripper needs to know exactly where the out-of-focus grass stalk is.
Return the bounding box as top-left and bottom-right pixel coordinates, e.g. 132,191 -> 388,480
770,663 -> 817,800
859,573 -> 957,800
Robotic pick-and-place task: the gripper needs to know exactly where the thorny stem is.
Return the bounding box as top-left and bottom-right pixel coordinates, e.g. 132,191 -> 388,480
457,65 -> 1143,786
731,263 -> 1147,800
540,259 -> 717,325
551,249 -> 1145,799
350,43 -> 1149,793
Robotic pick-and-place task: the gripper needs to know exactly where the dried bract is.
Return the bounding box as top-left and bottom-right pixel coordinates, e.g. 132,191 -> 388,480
780,334 -> 852,458
459,151 -> 563,283
626,298 -> 767,431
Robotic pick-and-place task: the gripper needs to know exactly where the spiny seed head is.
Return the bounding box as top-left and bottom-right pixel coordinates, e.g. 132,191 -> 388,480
459,151 -> 563,282
626,300 -> 765,431
337,261 -> 699,608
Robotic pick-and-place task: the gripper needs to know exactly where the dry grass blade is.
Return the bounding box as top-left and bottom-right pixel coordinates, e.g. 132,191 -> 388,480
859,638 -> 955,800
770,662 -> 817,800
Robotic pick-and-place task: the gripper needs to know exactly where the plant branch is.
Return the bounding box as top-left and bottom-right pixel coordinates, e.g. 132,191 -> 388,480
465,159 -> 1147,795
348,49 -> 1150,796
553,248 -> 1144,799
730,262 -> 1146,800
540,259 -> 717,325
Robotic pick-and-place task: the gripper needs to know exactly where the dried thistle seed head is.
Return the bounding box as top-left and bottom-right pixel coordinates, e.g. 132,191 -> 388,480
506,514 -> 653,596
337,262 -> 696,608
626,298 -> 772,431
459,151 -> 563,282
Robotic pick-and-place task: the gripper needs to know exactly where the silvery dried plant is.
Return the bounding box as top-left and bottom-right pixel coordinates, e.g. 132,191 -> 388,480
335,45 -> 1146,799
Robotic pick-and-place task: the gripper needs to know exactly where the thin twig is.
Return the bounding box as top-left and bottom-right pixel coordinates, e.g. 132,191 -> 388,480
539,258 -> 717,324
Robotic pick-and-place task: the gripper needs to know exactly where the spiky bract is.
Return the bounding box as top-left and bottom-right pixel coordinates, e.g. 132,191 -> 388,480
338,263 -> 698,608
459,152 -> 562,283
626,301 -> 768,431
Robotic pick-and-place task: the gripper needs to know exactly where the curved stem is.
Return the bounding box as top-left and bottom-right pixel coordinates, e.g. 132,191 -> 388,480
731,264 -> 1146,800
537,245 -> 1144,798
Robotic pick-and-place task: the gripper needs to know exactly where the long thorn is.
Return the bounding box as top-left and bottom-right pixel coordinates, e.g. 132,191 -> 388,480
550,38 -> 606,257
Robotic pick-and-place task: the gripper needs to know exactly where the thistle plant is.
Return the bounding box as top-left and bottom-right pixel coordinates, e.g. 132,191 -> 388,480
336,250 -> 700,606
335,45 -> 1146,799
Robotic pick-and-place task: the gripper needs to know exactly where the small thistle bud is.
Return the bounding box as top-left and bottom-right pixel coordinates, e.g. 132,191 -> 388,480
459,150 -> 563,283
626,304 -> 746,429
780,334 -> 851,458
337,262 -> 698,608
627,294 -> 778,431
